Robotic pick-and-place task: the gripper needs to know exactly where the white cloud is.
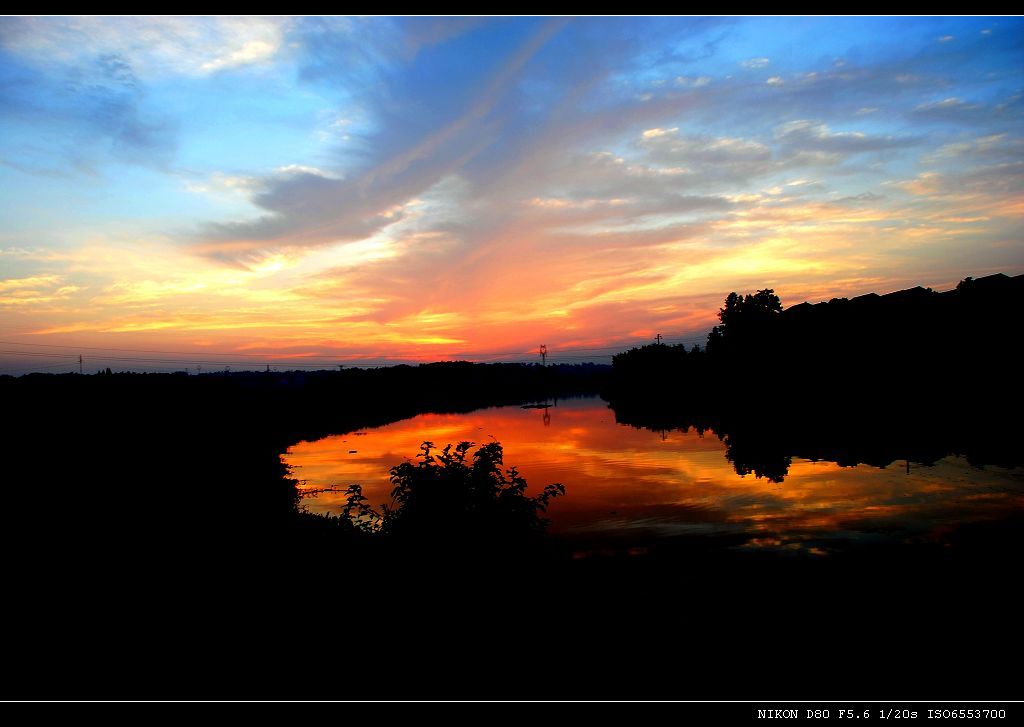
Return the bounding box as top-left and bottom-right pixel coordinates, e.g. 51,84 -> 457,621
642,127 -> 679,139
199,38 -> 280,73
0,16 -> 288,77
930,134 -> 1019,161
274,164 -> 333,178
775,120 -> 912,154
741,57 -> 770,69
912,97 -> 985,122
674,75 -> 711,88
916,97 -> 971,111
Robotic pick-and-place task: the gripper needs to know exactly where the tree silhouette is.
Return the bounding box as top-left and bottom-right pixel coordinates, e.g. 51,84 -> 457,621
338,440 -> 565,546
707,288 -> 782,356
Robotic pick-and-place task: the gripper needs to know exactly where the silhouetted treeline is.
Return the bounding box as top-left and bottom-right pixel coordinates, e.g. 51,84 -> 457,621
607,273 -> 1024,480
610,272 -> 1024,403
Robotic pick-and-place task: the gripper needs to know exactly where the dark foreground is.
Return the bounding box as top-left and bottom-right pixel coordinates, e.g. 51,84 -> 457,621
2,361 -> 1021,701
14,545 -> 1015,701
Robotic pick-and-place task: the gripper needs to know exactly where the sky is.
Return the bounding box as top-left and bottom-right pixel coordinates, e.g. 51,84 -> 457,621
1,16 -> 1022,372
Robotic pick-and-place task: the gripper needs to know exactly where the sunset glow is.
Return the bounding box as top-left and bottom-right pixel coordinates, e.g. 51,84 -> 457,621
2,17 -> 1022,371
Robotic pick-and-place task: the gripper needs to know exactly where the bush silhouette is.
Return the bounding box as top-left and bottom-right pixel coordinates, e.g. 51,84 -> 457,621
339,440 -> 565,548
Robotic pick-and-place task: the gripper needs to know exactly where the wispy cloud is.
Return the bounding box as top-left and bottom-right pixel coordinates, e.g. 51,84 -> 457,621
0,16 -> 1022,361
0,16 -> 288,77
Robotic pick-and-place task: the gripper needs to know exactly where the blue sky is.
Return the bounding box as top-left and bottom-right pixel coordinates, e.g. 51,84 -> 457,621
1,16 -> 1022,370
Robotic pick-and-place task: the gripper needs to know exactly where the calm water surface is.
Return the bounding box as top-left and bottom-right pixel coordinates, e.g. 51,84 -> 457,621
283,397 -> 1024,554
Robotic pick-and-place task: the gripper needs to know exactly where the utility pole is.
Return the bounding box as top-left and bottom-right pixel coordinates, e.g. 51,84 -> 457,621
78,354 -> 83,375
539,344 -> 547,366
655,333 -> 663,345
